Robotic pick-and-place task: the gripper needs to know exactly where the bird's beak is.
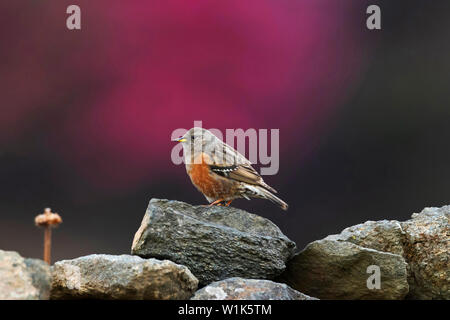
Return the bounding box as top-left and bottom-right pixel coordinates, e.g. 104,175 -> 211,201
172,136 -> 187,142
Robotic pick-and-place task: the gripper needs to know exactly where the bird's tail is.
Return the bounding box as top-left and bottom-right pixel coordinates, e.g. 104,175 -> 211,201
245,185 -> 289,211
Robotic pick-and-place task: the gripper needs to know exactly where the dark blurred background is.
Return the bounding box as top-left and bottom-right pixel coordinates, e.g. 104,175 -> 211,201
1,1 -> 449,261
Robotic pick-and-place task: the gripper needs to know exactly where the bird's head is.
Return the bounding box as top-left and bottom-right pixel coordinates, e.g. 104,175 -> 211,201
172,127 -> 218,154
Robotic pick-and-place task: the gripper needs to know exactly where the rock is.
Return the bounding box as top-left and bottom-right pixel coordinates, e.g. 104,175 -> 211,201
131,199 -> 296,285
279,239 -> 409,300
51,254 -> 198,299
0,250 -> 51,300
192,277 -> 317,300
400,206 -> 449,299
323,220 -> 413,295
325,220 -> 406,256
280,205 -> 449,300
314,206 -> 449,299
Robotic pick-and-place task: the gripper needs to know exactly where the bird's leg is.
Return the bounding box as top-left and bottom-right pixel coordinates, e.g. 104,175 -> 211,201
225,200 -> 233,207
209,198 -> 225,206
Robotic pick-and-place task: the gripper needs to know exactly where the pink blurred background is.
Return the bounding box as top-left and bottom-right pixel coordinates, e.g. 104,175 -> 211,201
1,0 -> 368,190
2,1 -> 449,261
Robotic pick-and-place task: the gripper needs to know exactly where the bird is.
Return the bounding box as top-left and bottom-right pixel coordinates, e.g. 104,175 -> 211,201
173,127 -> 288,210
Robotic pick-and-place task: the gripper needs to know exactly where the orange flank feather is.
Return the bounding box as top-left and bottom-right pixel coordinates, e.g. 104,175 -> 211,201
187,153 -> 233,200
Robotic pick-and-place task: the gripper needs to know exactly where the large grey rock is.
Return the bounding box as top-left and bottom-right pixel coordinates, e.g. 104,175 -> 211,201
131,199 -> 296,285
320,206 -> 449,299
0,250 -> 51,300
280,240 -> 409,300
400,206 -> 449,299
281,205 -> 449,300
325,220 -> 406,256
192,277 -> 317,300
51,254 -> 198,299
324,220 -> 413,293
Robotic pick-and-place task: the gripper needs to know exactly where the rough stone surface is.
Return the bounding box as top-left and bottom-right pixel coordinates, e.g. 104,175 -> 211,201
280,205 -> 449,300
400,206 -> 449,299
0,250 -> 51,300
51,254 -> 198,299
192,277 -> 317,300
322,206 -> 449,299
325,220 -> 406,256
279,239 -> 409,300
131,199 -> 296,285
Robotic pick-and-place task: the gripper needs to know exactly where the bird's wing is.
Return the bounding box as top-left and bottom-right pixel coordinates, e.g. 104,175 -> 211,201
210,142 -> 252,166
208,143 -> 277,193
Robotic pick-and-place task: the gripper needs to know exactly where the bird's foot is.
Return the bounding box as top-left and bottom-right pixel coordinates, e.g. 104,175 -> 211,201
208,199 -> 226,207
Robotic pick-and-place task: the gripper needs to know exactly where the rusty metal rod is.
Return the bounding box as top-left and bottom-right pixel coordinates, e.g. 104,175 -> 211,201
44,226 -> 52,264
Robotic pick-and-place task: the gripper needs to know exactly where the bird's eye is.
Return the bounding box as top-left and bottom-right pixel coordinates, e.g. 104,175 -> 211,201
191,136 -> 195,141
